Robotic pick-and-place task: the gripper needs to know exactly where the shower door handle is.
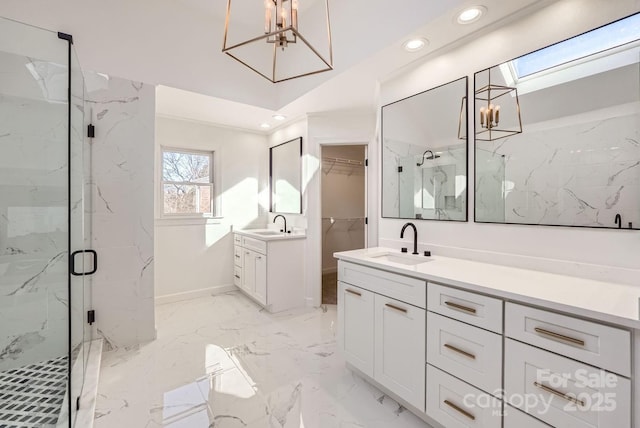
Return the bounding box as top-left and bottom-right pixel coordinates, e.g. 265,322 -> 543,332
70,249 -> 98,276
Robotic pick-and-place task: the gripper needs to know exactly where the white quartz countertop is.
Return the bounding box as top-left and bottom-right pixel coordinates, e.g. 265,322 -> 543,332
235,228 -> 306,241
334,247 -> 640,329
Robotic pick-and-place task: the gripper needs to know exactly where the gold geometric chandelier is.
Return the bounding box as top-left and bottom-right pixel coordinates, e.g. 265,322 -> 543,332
475,68 -> 523,141
222,0 -> 334,83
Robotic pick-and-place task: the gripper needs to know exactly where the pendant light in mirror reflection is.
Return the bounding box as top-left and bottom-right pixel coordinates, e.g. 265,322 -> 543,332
474,12 -> 640,229
222,0 -> 333,83
474,67 -> 523,141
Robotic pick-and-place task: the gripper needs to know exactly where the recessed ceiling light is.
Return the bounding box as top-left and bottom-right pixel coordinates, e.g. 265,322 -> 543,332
272,114 -> 286,121
260,123 -> 271,129
402,38 -> 428,52
456,6 -> 486,24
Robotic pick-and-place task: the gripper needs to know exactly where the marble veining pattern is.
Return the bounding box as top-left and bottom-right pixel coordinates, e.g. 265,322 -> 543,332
476,107 -> 640,227
86,74 -> 155,350
0,77 -> 69,372
94,292 -> 430,428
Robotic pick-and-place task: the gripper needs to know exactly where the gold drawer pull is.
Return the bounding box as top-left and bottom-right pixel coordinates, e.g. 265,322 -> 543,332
444,343 -> 476,360
444,301 -> 477,314
534,382 -> 585,407
444,399 -> 475,420
534,327 -> 585,346
234,274 -> 240,279
345,289 -> 362,297
235,254 -> 240,258
385,303 -> 407,313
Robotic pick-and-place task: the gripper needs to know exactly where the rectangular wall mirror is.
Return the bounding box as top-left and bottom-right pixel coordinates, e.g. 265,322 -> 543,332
270,137 -> 302,213
475,13 -> 640,229
382,77 -> 468,221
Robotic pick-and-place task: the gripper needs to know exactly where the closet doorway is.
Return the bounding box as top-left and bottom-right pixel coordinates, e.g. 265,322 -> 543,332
321,145 -> 367,305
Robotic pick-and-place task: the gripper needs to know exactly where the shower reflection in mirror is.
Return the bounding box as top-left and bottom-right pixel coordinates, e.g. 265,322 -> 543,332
475,12 -> 640,229
382,76 -> 468,221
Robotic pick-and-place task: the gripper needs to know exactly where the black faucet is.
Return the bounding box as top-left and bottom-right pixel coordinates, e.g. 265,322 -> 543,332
273,214 -> 287,233
615,213 -> 622,229
400,222 -> 418,255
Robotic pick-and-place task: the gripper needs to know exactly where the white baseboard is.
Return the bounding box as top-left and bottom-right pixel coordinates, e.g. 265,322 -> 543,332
155,284 -> 236,306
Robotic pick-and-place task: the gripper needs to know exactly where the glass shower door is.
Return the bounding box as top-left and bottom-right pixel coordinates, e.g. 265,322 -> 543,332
0,16 -> 73,427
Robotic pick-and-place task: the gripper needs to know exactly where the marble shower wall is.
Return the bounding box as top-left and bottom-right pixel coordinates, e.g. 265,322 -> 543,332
86,74 -> 155,350
475,148 -> 505,223
0,93 -> 69,372
477,105 -> 640,227
383,139 -> 466,220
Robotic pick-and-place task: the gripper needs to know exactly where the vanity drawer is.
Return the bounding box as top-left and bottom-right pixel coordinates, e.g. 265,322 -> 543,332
233,233 -> 242,245
233,265 -> 242,287
242,236 -> 266,254
504,405 -> 552,428
505,339 -> 631,428
233,245 -> 243,267
427,284 -> 503,333
505,303 -> 631,377
426,364 -> 502,428
338,261 -> 426,308
427,312 -> 502,394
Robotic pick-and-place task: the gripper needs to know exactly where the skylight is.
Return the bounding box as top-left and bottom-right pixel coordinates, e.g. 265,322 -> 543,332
512,13 -> 640,78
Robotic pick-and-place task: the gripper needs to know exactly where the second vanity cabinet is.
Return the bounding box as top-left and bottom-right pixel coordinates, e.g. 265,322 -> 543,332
233,232 -> 305,312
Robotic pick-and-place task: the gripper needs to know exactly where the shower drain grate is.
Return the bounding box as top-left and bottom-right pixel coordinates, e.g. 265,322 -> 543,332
0,356 -> 68,427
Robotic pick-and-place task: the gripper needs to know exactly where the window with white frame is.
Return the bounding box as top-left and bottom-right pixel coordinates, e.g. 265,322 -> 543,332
161,148 -> 214,216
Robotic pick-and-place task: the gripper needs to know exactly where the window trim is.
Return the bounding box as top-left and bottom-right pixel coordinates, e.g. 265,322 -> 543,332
160,146 -> 216,218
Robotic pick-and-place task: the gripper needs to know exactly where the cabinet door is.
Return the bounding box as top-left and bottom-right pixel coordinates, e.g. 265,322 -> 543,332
337,282 -> 374,377
243,249 -> 255,294
374,294 -> 426,411
254,253 -> 267,305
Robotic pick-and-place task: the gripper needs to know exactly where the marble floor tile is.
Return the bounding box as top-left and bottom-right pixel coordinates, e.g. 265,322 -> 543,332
94,291 -> 431,428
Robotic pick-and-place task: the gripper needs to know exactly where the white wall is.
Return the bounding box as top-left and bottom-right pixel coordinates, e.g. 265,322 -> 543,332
378,0 -> 640,285
269,111 -> 376,306
155,116 -> 269,300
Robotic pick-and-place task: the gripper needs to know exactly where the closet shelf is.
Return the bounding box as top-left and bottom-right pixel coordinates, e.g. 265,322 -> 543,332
322,157 -> 365,175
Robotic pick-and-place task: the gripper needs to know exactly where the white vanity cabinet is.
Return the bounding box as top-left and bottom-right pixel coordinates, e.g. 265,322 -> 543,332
334,249 -> 639,428
337,282 -> 374,377
374,293 -> 426,410
426,286 -> 504,428
338,261 -> 426,412
504,302 -> 632,428
242,248 -> 267,305
233,232 -> 305,312
504,406 -> 552,428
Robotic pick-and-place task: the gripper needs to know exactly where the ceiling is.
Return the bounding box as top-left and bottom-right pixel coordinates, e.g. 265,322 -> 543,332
0,0 -> 548,131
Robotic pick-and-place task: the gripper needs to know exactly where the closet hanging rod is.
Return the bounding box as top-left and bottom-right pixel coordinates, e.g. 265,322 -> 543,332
322,217 -> 365,221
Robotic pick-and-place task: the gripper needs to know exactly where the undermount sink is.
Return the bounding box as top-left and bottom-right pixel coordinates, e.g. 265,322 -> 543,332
367,251 -> 431,266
